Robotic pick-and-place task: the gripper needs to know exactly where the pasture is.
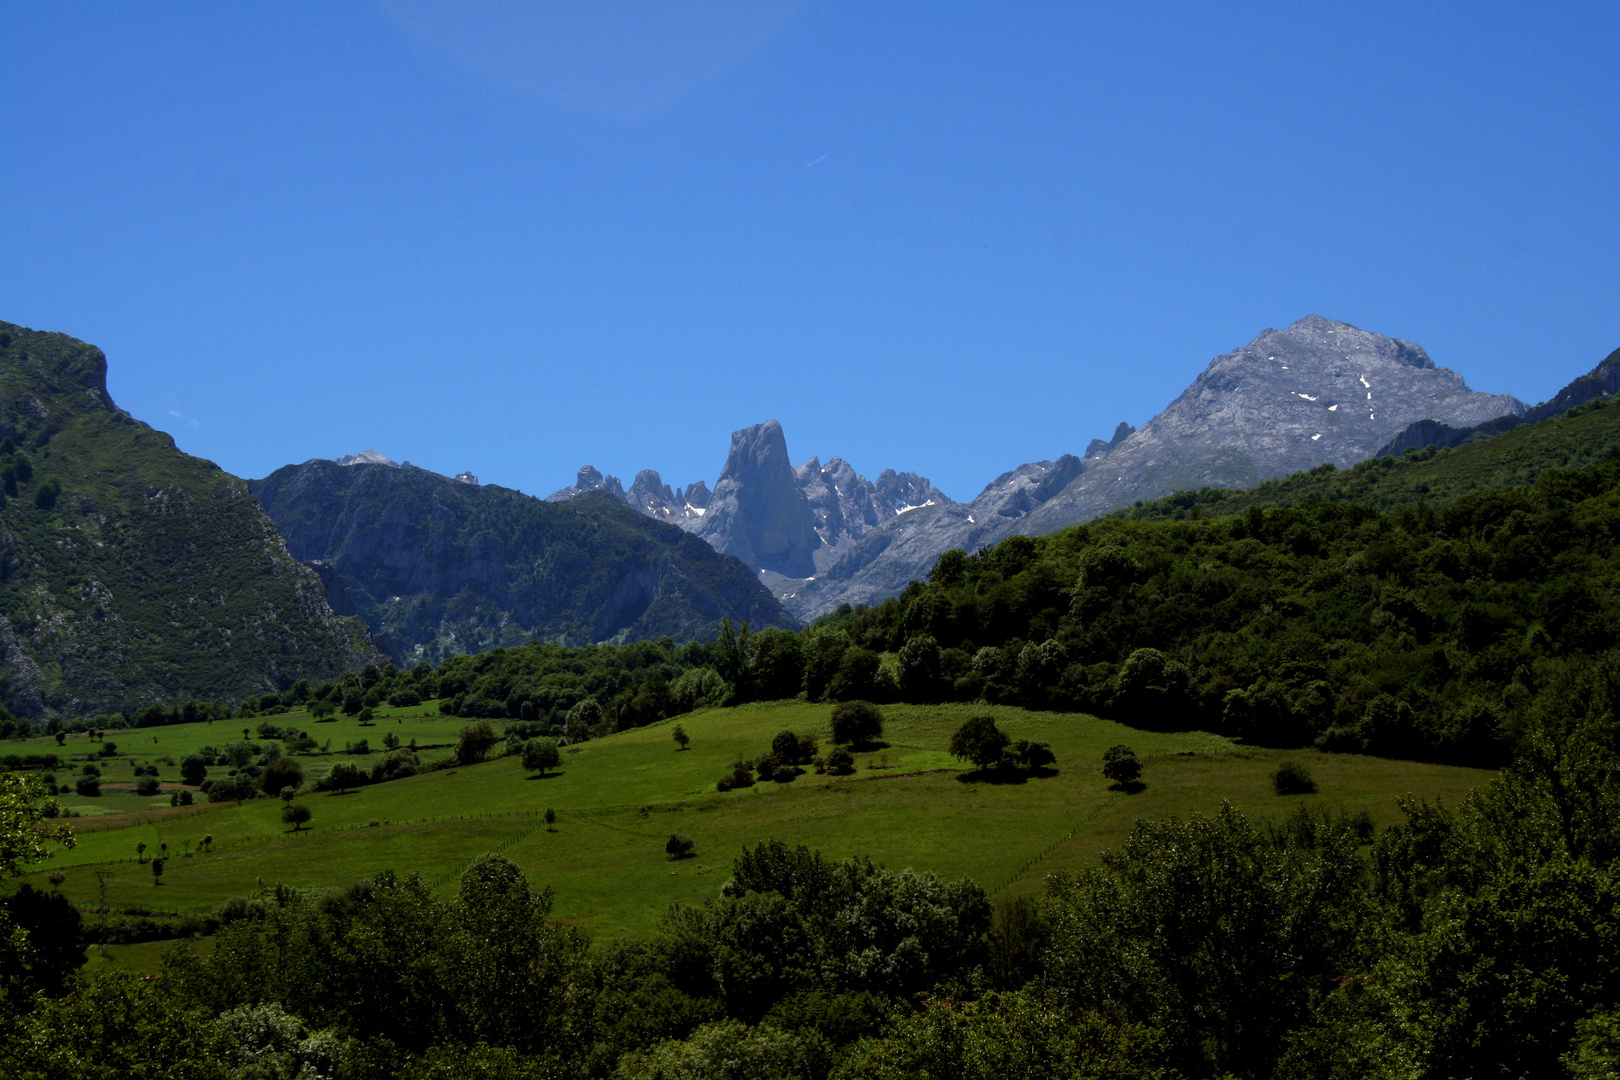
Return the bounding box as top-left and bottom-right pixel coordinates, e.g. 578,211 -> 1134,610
9,700 -> 1493,946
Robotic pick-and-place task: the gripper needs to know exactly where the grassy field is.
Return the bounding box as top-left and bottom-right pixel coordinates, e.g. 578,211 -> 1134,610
8,701 -> 1494,947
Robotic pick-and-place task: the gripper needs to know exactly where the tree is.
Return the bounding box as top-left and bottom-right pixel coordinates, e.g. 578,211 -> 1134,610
53,731 -> 64,747
565,699 -> 602,742
180,754 -> 208,786
825,747 -> 855,775
136,841 -> 147,863
666,834 -> 695,860
341,690 -> 363,716
150,857 -> 165,885
950,715 -> 1010,769
382,731 -> 400,752
1272,760 -> 1317,795
772,730 -> 812,765
260,755 -> 304,796
309,697 -> 337,721
521,738 -> 561,776
672,724 -> 690,751
1102,744 -> 1143,787
898,633 -> 944,702
324,761 -> 366,793
456,720 -> 499,764
544,808 -> 556,831
282,804 -> 312,831
830,701 -> 884,746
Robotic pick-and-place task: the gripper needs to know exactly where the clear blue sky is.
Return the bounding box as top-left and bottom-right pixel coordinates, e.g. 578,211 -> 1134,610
2,2 -> 1616,501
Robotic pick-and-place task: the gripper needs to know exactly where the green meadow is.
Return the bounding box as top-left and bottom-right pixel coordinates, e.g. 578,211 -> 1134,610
11,700 -> 1493,942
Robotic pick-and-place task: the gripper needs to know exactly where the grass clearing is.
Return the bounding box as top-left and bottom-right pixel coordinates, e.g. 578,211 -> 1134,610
8,701 -> 1493,939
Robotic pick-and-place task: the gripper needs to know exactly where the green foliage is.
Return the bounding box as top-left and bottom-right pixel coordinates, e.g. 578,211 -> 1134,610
281,803 -> 312,830
665,834 -> 695,859
259,755 -> 304,796
322,760 -> 367,793
1273,760 -> 1318,795
456,720 -> 499,765
0,322 -> 380,718
830,700 -> 884,746
949,715 -> 1009,769
521,738 -> 561,776
1101,744 -> 1142,787
816,448 -> 1620,768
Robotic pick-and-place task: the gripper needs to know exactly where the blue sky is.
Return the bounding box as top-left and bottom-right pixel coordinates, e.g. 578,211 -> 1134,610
2,1 -> 1615,501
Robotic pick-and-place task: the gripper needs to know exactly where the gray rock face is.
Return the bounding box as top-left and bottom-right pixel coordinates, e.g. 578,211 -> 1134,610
1379,345 -> 1620,455
334,450 -> 399,467
1019,316 -> 1523,535
780,453 -> 1088,614
796,456 -> 953,572
693,420 -> 822,578
778,316 -> 1521,618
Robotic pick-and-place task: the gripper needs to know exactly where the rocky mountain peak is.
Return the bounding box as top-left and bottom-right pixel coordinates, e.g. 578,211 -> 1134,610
334,450 -> 398,467
1020,316 -> 1523,534
694,420 -> 821,578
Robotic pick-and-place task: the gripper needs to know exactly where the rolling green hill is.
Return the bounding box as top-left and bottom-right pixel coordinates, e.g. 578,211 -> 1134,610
0,322 -> 382,717
9,699 -> 1490,940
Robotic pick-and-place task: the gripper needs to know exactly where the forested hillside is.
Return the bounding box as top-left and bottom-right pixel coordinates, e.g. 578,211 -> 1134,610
0,323 -> 381,718
250,459 -> 797,664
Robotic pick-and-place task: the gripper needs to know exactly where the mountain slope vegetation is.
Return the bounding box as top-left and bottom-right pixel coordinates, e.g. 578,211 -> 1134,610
249,459 -> 798,664
0,322 -> 380,717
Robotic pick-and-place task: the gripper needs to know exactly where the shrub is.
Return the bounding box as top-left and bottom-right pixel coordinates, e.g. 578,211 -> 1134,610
74,776 -> 100,797
281,804 -> 312,830
716,760 -> 755,792
207,775 -> 257,803
830,701 -> 884,746
1272,760 -> 1318,795
135,777 -> 160,797
322,761 -> 367,793
369,749 -> 420,784
1102,744 -> 1143,787
666,834 -> 695,859
825,747 -> 855,775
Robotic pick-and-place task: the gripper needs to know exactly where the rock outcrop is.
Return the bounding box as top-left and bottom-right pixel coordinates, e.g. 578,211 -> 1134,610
0,321 -> 384,717
1378,345 -> 1620,456
691,420 -> 822,578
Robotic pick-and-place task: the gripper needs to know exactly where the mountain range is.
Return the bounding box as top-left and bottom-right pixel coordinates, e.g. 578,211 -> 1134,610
550,316 -> 1527,617
249,456 -> 796,665
4,311 -> 1606,717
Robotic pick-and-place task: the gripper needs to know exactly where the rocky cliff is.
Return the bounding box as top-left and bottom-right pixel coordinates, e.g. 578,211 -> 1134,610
1019,316 -> 1524,535
0,321 -> 383,717
1378,345 -> 1620,456
783,316 -> 1522,618
251,458 -> 797,663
